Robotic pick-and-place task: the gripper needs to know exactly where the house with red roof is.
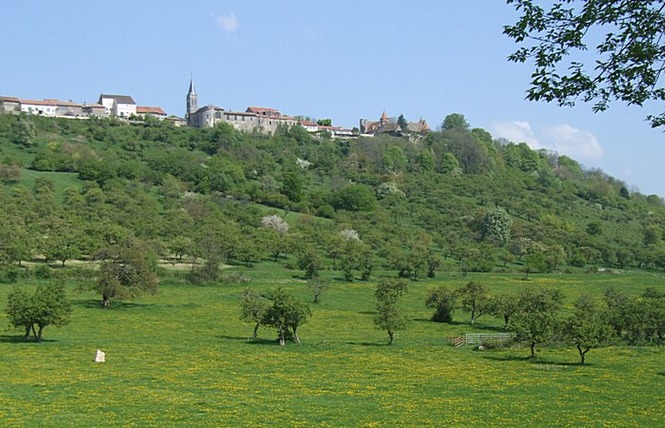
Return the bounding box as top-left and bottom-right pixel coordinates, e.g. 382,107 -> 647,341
137,106 -> 167,120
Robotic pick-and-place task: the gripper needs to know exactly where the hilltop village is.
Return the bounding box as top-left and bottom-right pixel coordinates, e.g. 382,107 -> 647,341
0,79 -> 430,138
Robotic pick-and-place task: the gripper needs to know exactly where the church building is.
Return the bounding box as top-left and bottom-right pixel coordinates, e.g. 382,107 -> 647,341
185,78 -> 296,133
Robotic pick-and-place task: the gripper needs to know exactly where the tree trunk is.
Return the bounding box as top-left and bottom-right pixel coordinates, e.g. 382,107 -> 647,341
31,324 -> 38,342
388,330 -> 394,344
252,322 -> 260,339
36,325 -> 44,342
24,324 -> 31,339
293,327 -> 301,345
503,315 -> 510,330
530,341 -> 536,357
102,294 -> 110,308
577,344 -> 590,365
278,326 -> 285,346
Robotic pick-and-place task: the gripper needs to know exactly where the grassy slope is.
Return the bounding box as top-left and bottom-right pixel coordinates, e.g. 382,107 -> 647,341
1,265 -> 663,426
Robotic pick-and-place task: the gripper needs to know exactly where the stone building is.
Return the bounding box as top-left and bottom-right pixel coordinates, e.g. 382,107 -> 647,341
360,111 -> 430,136
185,78 -> 297,133
82,103 -> 107,117
0,96 -> 21,114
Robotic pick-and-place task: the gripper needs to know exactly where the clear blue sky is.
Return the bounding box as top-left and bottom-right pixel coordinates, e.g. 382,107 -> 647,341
2,1 -> 664,196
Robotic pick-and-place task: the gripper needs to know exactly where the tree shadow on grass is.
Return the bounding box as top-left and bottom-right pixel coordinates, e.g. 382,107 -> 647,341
0,335 -> 57,344
216,335 -> 277,346
346,341 -> 391,347
474,324 -> 510,333
73,299 -> 150,310
482,354 -> 534,363
358,311 -> 377,315
482,353 -> 582,367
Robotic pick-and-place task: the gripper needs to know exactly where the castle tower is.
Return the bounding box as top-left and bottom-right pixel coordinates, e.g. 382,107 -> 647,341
186,77 -> 198,125
380,110 -> 388,124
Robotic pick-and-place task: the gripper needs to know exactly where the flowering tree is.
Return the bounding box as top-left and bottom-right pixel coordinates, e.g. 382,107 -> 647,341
261,214 -> 289,234
339,228 -> 360,241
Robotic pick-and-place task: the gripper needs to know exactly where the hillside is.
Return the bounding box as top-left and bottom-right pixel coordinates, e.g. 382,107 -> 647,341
1,112 -> 664,277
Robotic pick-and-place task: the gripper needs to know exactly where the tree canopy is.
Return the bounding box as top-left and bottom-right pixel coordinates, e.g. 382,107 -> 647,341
505,0 -> 665,127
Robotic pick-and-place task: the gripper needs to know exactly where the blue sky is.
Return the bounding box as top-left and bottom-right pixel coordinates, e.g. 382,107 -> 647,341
2,1 -> 664,196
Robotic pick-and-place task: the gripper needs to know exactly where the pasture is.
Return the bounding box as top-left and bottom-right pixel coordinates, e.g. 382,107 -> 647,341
1,265 -> 663,426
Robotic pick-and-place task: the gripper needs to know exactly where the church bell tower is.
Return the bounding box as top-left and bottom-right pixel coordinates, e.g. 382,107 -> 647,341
186,77 -> 198,126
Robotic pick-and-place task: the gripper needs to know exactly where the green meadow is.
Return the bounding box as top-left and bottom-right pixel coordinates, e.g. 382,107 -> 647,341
1,266 -> 664,427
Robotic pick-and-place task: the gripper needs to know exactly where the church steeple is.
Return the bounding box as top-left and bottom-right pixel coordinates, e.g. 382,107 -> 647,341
186,76 -> 198,125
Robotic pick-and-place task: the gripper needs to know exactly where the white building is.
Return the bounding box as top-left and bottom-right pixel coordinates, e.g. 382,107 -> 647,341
98,94 -> 137,118
20,99 -> 57,116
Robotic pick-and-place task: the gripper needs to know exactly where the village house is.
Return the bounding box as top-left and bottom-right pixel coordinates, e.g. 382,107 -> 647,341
48,99 -> 83,117
82,103 -> 107,117
299,120 -> 319,133
0,96 -> 21,114
20,99 -> 57,116
98,94 -> 137,118
136,106 -> 167,120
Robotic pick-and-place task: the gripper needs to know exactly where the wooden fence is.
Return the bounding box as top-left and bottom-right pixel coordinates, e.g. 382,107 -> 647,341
446,332 -> 516,347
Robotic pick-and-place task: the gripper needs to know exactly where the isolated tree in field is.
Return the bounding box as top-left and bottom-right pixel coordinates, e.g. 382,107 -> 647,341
510,287 -> 564,357
239,288 -> 270,339
6,281 -> 72,342
505,0 -> 665,127
490,292 -> 519,330
262,288 -> 311,345
94,238 -> 158,307
374,278 -> 409,344
308,278 -> 328,304
426,285 -> 457,323
564,295 -> 615,364
457,281 -> 492,325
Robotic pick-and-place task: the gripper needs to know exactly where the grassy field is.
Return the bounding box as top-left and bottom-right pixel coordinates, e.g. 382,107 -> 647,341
1,265 -> 663,427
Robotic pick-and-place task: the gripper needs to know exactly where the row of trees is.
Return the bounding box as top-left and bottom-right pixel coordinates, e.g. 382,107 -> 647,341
425,282 -> 665,363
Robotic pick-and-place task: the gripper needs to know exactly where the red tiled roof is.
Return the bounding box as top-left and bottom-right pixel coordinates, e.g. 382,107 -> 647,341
246,106 -> 280,115
20,99 -> 57,106
137,106 -> 166,115
44,99 -> 82,107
